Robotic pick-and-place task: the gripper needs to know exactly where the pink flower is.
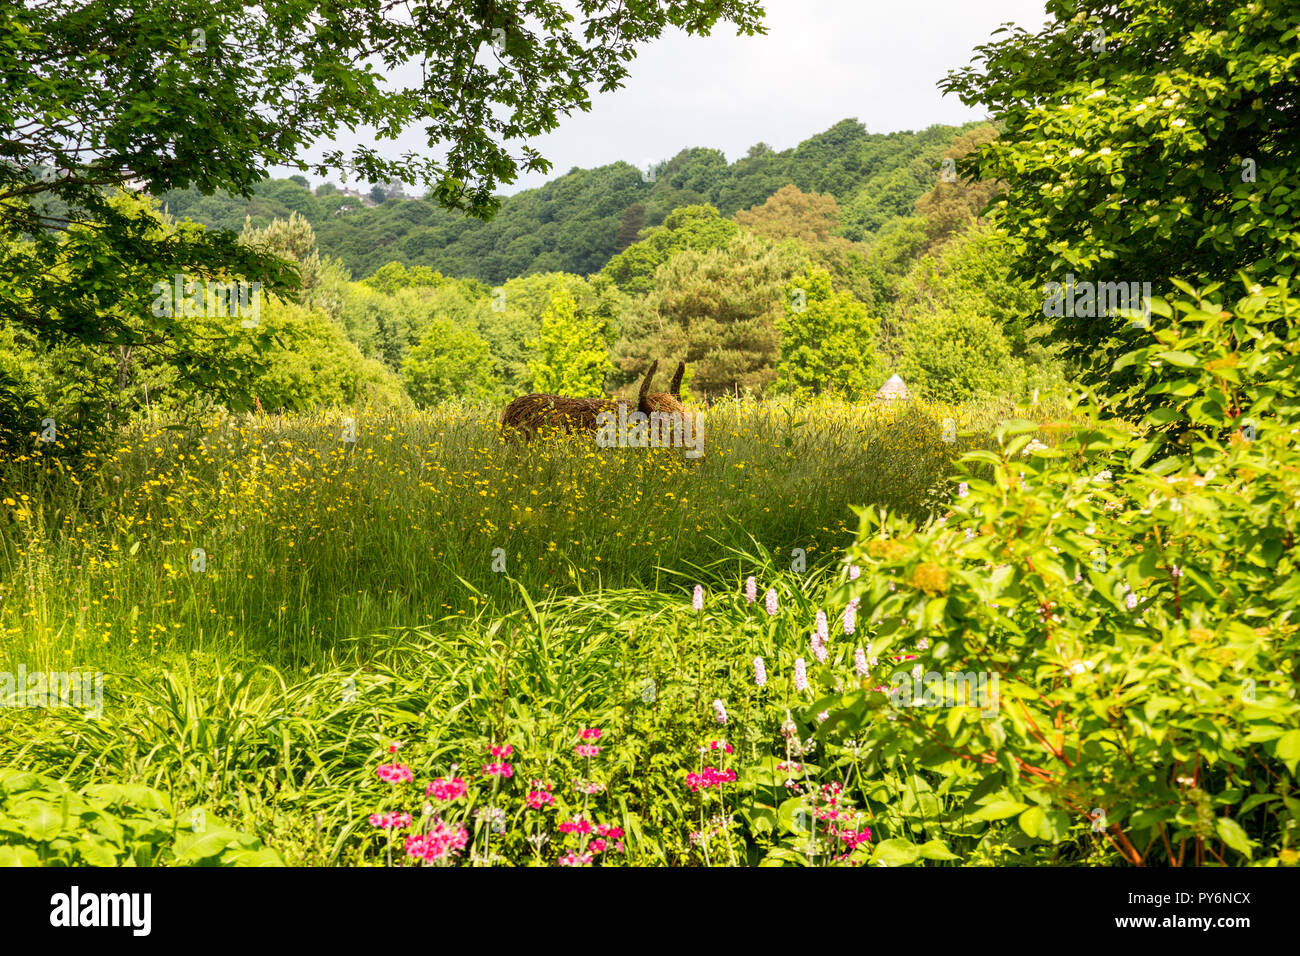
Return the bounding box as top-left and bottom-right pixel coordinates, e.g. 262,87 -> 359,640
482,762 -> 514,778
834,826 -> 873,851
595,824 -> 625,839
685,767 -> 737,792
794,657 -> 808,692
426,777 -> 468,801
712,698 -> 728,725
843,598 -> 859,636
368,811 -> 412,829
589,838 -> 608,853
855,647 -> 869,677
558,817 -> 594,835
579,727 -> 602,740
692,584 -> 704,611
815,610 -> 828,644
811,631 -> 828,663
404,819 -> 469,862
574,744 -> 600,758
490,743 -> 514,758
708,740 -> 734,753
558,851 -> 594,867
376,762 -> 413,784
527,789 -> 555,809
764,588 -> 779,616
848,564 -> 861,580
753,656 -> 767,688
745,576 -> 757,603
387,742 -> 402,753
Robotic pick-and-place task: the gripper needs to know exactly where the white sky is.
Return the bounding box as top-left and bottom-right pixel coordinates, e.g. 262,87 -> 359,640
284,0 -> 1051,195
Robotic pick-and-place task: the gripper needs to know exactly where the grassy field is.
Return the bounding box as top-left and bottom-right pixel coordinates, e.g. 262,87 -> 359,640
0,395 -> 1080,866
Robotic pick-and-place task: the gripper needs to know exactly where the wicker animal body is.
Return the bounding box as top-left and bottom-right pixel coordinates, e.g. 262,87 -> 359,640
501,361 -> 687,441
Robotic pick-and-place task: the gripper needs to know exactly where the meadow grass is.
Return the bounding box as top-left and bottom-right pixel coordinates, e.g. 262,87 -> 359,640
0,394 -> 1083,866
0,394 -> 1062,671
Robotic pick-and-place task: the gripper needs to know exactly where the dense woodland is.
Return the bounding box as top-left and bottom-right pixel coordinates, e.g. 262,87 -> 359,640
2,118 -> 1065,439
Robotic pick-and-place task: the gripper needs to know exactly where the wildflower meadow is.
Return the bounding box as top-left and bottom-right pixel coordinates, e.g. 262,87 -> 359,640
2,1 -> 1299,915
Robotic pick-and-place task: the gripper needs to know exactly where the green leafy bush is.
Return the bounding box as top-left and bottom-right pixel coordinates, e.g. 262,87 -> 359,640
813,279 -> 1300,866
0,769 -> 282,866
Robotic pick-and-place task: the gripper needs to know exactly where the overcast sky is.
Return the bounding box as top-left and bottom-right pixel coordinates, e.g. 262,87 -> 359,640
288,0 -> 1051,195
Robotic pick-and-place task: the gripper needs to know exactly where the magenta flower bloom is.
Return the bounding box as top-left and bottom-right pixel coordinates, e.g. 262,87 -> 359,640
764,588 -> 779,615
579,727 -> 602,740
481,761 -> 514,778
490,743 -> 514,758
559,851 -> 594,867
745,576 -> 757,603
794,658 -> 809,692
404,819 -> 469,862
426,777 -> 468,801
685,767 -> 737,792
368,811 -> 413,829
558,817 -> 594,835
574,744 -> 600,758
692,584 -> 704,611
376,762 -> 413,784
708,740 -> 734,754
527,789 -> 555,809
753,656 -> 767,688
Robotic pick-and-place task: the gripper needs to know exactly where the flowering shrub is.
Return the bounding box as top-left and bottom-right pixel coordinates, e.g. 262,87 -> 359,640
813,281 -> 1300,865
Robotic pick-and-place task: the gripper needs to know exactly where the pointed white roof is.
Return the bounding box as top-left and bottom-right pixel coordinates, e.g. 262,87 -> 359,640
875,374 -> 910,401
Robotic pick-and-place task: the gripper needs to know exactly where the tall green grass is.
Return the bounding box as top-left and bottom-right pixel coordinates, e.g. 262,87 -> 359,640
1,395 -> 1065,671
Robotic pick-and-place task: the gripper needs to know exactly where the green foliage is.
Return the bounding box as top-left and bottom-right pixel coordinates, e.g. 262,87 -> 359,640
153,123 -> 986,286
210,294 -> 405,413
616,231 -> 809,397
941,0 -> 1300,384
0,769 -> 281,867
825,279 -> 1300,867
472,272 -> 627,397
773,266 -> 881,398
361,261 -> 450,295
603,204 -> 740,296
401,319 -> 500,407
240,211 -> 324,292
898,307 -> 1021,403
528,290 -> 612,396
893,223 -> 1041,351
